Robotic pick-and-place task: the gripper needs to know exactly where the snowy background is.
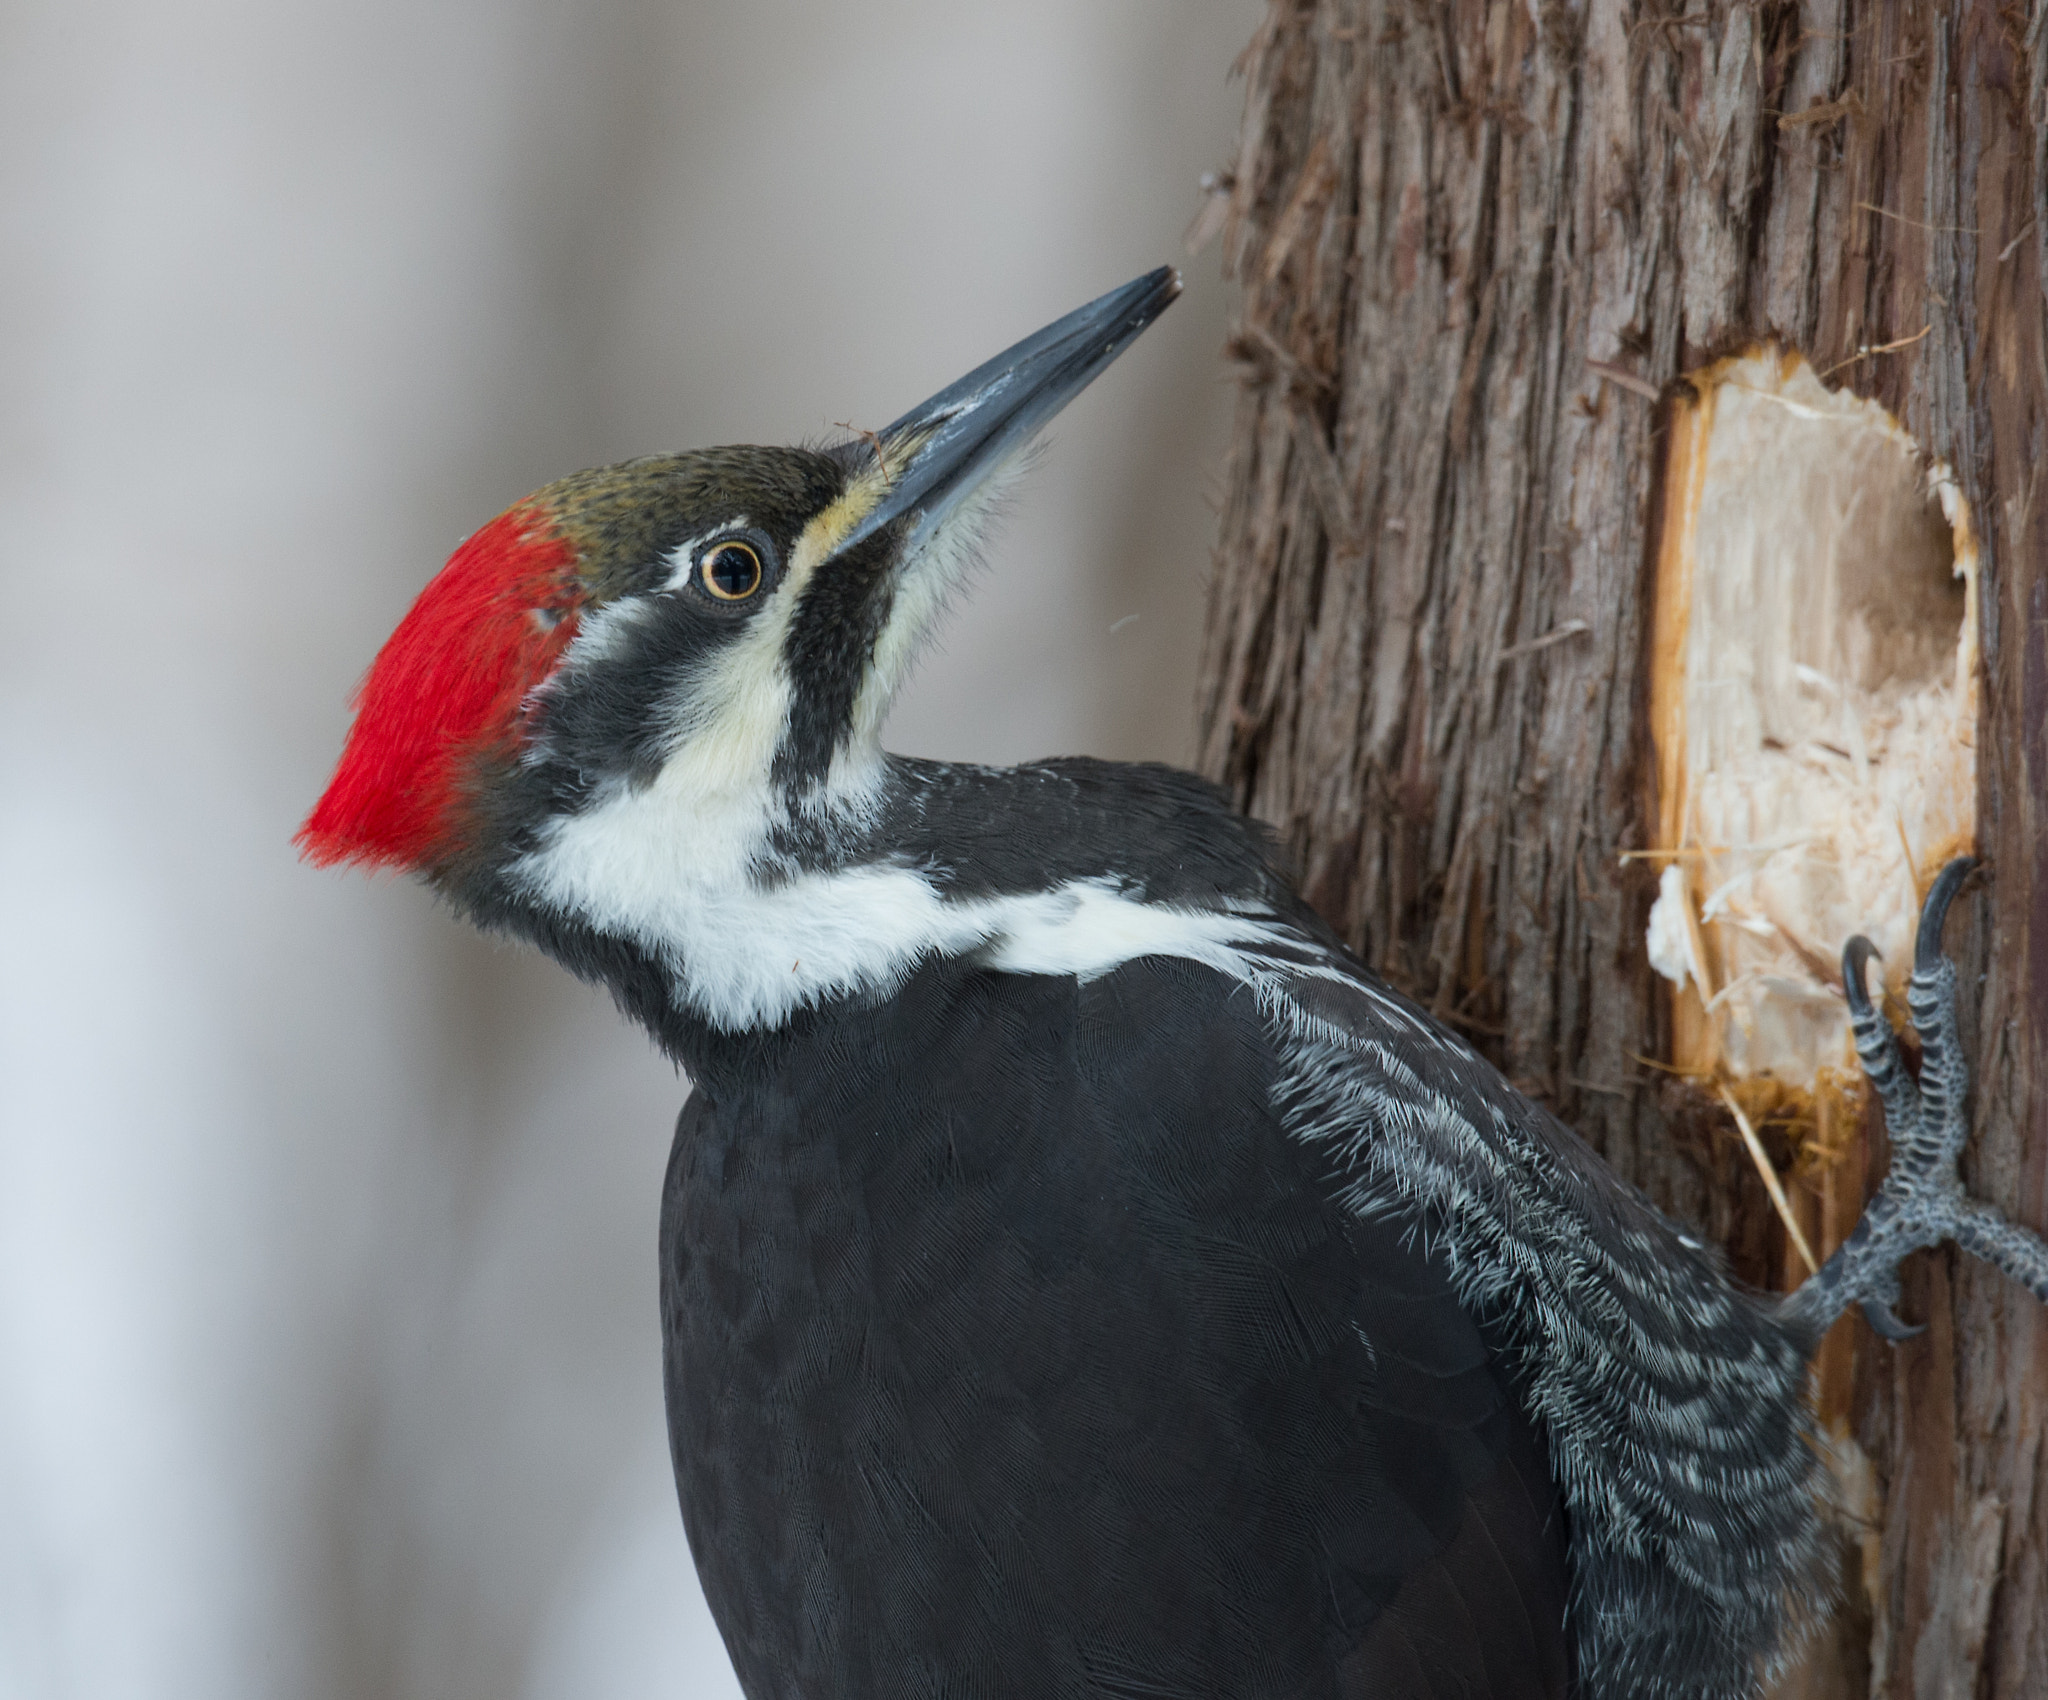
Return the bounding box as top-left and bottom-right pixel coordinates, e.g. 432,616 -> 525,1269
0,2 -> 1255,1695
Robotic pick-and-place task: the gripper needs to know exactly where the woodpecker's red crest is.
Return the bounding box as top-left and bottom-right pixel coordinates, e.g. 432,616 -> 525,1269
297,501 -> 584,872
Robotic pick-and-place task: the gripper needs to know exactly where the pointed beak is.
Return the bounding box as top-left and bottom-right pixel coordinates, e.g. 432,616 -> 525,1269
837,267 -> 1181,559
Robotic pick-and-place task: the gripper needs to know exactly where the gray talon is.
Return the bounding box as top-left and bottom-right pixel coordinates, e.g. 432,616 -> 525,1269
1783,857 -> 2048,1347
1840,935 -> 1880,1016
1860,1297 -> 1924,1342
1855,1259 -> 1918,1340
1913,856 -> 1976,971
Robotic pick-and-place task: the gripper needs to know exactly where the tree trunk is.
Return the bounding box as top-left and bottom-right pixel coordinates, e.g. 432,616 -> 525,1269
1197,4 -> 2048,1695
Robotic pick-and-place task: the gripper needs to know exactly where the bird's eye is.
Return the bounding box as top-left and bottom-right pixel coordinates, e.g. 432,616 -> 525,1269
699,540 -> 764,601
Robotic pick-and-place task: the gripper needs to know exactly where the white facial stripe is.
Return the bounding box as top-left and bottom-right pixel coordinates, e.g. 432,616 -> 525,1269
537,481 -> 888,869
512,764 -> 1282,1030
613,443 -> 1019,806
647,472 -> 902,797
557,593 -> 656,673
630,513 -> 834,801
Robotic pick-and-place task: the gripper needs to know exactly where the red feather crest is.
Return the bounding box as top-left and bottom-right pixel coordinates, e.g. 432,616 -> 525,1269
297,503 -> 583,871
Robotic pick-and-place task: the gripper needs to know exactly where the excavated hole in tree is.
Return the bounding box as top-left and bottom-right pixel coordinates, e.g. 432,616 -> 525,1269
1646,350 -> 1978,1161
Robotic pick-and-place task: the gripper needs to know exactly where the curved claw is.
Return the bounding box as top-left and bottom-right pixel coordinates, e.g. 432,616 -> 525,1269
1841,935 -> 1881,1015
1915,857 -> 1978,971
1861,1297 -> 1926,1342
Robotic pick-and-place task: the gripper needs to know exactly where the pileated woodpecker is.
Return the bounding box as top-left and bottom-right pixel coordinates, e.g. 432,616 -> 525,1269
302,270 -> 2048,1700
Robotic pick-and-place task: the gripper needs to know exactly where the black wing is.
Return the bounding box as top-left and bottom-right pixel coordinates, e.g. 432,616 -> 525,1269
663,951 -> 1570,1699
1255,937 -> 1825,1700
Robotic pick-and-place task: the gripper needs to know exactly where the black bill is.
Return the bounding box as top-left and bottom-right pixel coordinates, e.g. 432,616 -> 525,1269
837,267 -> 1181,559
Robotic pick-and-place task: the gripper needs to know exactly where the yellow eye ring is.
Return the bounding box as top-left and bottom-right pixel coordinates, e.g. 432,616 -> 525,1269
699,540 -> 764,601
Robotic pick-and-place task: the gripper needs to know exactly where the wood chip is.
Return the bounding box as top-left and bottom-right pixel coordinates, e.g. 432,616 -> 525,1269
1720,1085 -> 1820,1275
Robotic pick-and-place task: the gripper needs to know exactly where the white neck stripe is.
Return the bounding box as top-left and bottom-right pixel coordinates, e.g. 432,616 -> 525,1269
510,771 -> 1287,1029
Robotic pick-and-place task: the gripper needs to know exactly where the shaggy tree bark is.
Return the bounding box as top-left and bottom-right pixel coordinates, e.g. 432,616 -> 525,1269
1197,4 -> 2048,1696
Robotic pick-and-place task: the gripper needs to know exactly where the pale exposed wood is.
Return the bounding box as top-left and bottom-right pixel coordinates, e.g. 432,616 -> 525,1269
1198,4 -> 2048,1694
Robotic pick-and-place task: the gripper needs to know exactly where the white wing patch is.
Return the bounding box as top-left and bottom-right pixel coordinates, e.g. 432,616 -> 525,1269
978,882 -> 1276,983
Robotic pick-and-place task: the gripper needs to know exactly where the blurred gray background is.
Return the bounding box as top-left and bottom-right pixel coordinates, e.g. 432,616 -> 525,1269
0,3 -> 1257,1695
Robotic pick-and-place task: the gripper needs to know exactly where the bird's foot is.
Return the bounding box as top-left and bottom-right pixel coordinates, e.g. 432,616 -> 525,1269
1781,858 -> 2048,1344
